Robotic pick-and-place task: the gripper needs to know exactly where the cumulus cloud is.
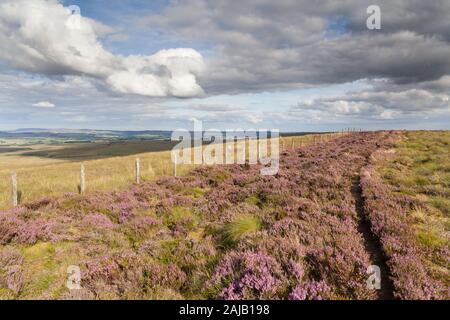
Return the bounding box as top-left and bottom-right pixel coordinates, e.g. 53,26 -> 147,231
32,101 -> 55,108
143,0 -> 450,113
0,0 -> 205,98
189,109 -> 264,124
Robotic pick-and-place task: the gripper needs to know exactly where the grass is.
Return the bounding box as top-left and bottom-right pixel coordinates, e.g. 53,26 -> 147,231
15,241 -> 81,299
379,130 -> 449,277
164,206 -> 200,232
0,133 -> 342,210
223,215 -> 261,244
0,144 -> 194,210
380,131 -> 450,217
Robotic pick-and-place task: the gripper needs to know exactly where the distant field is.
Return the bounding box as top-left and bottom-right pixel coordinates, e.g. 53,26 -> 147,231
0,134 -> 329,210
19,140 -> 181,160
0,147 -> 32,154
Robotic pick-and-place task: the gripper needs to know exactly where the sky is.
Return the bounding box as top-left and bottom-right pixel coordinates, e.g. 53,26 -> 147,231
0,0 -> 449,132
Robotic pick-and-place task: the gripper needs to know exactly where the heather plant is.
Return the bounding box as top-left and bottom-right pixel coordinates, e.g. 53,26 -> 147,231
82,213 -> 116,230
0,247 -> 24,296
81,250 -> 151,299
122,215 -> 161,245
206,250 -> 285,300
289,280 -> 331,300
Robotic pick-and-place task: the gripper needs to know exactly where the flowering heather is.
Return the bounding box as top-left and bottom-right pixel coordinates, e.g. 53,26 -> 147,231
82,213 -> 116,230
207,250 -> 284,300
0,131 -> 445,300
144,263 -> 187,290
289,280 -> 331,300
0,248 -> 24,295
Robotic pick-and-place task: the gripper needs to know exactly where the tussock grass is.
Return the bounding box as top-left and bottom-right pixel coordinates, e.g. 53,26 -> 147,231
164,206 -> 200,230
223,215 -> 261,244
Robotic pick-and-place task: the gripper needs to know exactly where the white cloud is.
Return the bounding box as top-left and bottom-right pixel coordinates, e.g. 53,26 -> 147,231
0,0 -> 205,98
379,110 -> 397,119
32,101 -> 55,108
296,86 -> 450,119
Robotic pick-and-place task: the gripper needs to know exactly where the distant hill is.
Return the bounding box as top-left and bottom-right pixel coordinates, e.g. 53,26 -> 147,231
0,128 -> 173,142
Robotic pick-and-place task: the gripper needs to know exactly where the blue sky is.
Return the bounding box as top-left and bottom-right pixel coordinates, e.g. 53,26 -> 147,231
0,0 -> 449,131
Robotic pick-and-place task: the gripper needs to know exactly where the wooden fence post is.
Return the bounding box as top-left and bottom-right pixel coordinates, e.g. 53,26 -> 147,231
11,172 -> 18,207
79,164 -> 85,194
201,150 -> 204,165
173,156 -> 177,177
135,158 -> 140,184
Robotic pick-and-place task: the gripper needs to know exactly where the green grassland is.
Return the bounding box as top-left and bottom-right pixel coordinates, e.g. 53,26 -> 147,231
379,131 -> 449,279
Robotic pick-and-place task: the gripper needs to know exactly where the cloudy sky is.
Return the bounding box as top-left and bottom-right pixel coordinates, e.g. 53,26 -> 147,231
0,0 -> 449,131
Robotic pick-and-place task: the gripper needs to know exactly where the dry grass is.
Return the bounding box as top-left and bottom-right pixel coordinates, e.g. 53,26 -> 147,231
0,132 -> 343,210
0,148 -> 192,210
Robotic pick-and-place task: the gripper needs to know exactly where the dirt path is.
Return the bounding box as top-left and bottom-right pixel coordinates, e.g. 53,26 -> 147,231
352,178 -> 395,300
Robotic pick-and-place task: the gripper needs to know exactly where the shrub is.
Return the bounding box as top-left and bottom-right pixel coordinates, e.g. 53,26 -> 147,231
207,250 -> 284,299
289,280 -> 331,300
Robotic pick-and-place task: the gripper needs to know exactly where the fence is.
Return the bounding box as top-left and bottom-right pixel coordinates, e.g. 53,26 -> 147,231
5,130 -> 358,208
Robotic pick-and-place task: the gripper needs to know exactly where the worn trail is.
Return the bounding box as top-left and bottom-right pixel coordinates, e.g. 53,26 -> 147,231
352,179 -> 395,300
